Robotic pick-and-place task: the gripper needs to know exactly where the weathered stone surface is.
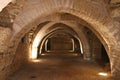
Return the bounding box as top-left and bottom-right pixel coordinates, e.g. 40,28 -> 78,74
0,27 -> 12,52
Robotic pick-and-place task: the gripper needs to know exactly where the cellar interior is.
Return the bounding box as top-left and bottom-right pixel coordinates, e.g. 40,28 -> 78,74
0,0 -> 120,80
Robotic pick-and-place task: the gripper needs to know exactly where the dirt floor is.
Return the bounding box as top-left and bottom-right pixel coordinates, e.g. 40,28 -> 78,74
7,53 -> 111,80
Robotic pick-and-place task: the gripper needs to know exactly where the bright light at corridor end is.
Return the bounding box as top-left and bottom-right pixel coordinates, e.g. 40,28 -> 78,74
98,72 -> 108,76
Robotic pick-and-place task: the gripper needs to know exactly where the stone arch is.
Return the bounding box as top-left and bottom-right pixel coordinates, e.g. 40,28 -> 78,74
9,0 -> 120,77
32,22 -> 90,60
38,28 -> 82,55
39,29 -> 81,54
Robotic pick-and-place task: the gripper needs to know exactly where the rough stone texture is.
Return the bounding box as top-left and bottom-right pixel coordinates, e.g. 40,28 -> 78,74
0,8 -> 12,27
111,0 -> 120,3
0,27 -> 12,52
110,0 -> 120,22
0,0 -> 26,27
0,34 -> 29,80
11,38 -> 29,70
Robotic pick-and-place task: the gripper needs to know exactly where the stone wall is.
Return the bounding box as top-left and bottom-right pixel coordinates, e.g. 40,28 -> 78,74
91,34 -> 102,59
10,37 -> 29,72
48,34 -> 73,52
0,34 -> 29,80
0,27 -> 12,53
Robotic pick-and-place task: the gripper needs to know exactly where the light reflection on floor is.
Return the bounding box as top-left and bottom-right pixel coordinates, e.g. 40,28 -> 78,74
7,53 -> 111,80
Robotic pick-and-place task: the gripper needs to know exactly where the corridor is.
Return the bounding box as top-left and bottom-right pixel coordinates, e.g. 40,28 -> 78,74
0,0 -> 120,80
7,53 -> 111,80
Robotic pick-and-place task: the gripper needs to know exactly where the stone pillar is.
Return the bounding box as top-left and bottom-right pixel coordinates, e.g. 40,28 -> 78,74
71,39 -> 75,52
45,39 -> 48,52
83,46 -> 91,60
110,46 -> 120,80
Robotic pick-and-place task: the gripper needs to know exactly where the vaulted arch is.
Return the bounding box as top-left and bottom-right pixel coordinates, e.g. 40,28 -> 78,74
39,30 -> 81,55
8,0 -> 120,78
31,22 -> 91,60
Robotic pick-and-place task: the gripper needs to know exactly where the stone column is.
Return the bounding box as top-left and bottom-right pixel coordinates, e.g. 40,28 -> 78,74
83,46 -> 91,60
110,46 -> 120,80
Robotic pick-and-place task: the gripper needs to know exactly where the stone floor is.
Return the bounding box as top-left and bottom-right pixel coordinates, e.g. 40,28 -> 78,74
7,53 -> 111,80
